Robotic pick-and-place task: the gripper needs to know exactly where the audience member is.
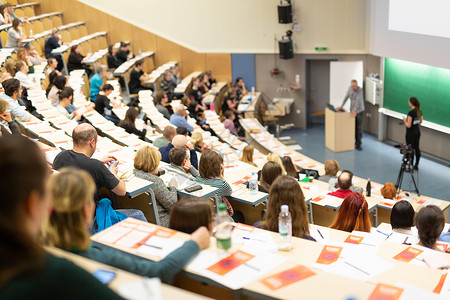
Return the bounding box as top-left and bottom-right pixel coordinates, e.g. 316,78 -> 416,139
170,65 -> 181,85
169,196 -> 214,234
189,76 -> 207,115
159,134 -> 198,169
47,75 -> 67,106
176,126 -> 189,136
5,18 -> 24,49
281,156 -> 302,180
107,44 -> 121,69
166,146 -> 200,178
129,60 -> 151,94
195,149 -> 232,204
13,61 -> 34,89
381,182 -> 397,199
191,131 -> 210,152
239,145 -> 257,167
94,83 -> 120,125
327,170 -> 356,199
257,176 -> 314,241
235,77 -> 248,100
204,70 -> 216,88
3,3 -> 27,24
390,200 -> 415,236
119,107 -> 147,140
258,152 -> 285,180
115,41 -> 133,65
170,104 -> 194,132
416,205 -> 445,250
133,146 -> 178,227
89,65 -> 106,101
161,71 -> 176,97
0,135 -> 122,299
319,159 -> 340,190
44,29 -> 63,71
46,57 -> 60,76
221,88 -> 239,115
0,78 -> 30,122
42,167 -> 210,283
223,110 -> 238,136
259,161 -> 282,193
0,98 -> 20,135
153,126 -> 175,149
0,4 -> 8,24
56,87 -> 82,121
153,91 -> 171,119
2,60 -> 15,80
25,43 -> 45,66
15,47 -> 34,73
67,45 -> 92,76
330,193 -> 371,232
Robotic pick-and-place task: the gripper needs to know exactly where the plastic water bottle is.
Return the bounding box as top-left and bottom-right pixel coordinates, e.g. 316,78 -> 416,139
278,205 -> 293,251
29,29 -> 33,37
215,203 -> 232,251
139,47 -> 142,55
249,172 -> 258,195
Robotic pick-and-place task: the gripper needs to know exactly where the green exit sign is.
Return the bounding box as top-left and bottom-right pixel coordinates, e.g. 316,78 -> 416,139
315,47 -> 328,51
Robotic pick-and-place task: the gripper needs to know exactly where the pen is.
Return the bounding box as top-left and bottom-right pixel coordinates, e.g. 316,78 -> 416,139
344,261 -> 370,276
138,243 -> 163,250
244,263 -> 261,272
376,230 -> 391,238
243,237 -> 266,243
317,229 -> 324,239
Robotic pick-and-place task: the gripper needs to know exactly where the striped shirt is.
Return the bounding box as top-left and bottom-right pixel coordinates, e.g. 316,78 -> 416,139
195,177 -> 232,199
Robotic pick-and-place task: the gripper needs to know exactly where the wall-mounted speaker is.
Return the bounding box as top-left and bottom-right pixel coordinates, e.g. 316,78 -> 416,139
278,4 -> 292,24
279,39 -> 293,59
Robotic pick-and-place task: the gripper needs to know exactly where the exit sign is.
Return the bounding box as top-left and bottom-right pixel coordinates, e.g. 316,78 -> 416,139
315,47 -> 327,51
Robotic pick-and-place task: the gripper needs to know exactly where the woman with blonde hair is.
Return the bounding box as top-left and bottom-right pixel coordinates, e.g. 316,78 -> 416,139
2,60 -> 15,80
133,145 -> 177,227
257,176 -> 314,241
319,159 -> 340,191
41,167 -> 210,283
191,131 -> 210,152
329,193 -> 371,233
0,98 -> 20,136
258,152 -> 285,180
239,145 -> 257,167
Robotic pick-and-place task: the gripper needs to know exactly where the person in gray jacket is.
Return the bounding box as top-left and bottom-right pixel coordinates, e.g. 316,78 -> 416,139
133,145 -> 178,227
337,79 -> 365,150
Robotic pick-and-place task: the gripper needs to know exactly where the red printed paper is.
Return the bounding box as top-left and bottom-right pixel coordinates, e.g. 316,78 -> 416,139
380,201 -> 395,207
344,235 -> 364,245
312,196 -> 325,203
316,245 -> 343,265
260,265 -> 316,290
436,242 -> 449,252
233,223 -> 255,233
207,250 -> 255,276
433,273 -> 447,294
416,199 -> 427,205
393,246 -> 423,263
368,283 -> 404,300
74,105 -> 88,116
233,176 -> 251,185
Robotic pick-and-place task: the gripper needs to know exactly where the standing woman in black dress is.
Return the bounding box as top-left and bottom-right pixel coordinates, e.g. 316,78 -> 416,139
403,97 -> 423,170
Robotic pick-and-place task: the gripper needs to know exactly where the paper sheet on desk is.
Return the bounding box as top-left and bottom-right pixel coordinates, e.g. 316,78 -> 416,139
137,236 -> 184,258
186,247 -> 286,290
232,230 -> 278,252
310,193 -> 340,207
394,281 -> 448,300
118,278 -> 163,300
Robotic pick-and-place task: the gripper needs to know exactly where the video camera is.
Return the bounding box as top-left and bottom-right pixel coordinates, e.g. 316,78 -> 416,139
394,144 -> 415,165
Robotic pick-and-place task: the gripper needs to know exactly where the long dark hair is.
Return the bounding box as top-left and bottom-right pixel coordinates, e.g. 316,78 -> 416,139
409,97 -> 422,119
281,156 -> 298,178
0,136 -> 49,288
119,107 -> 139,127
416,205 -> 444,249
46,70 -> 59,96
260,161 -> 282,192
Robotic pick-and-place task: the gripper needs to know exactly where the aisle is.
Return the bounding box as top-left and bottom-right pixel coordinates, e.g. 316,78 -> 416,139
281,125 -> 450,201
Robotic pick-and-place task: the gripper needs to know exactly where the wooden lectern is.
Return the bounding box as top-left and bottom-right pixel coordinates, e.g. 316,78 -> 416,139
325,108 -> 355,152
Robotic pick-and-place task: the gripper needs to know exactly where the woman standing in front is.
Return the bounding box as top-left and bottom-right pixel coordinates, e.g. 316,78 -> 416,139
403,97 -> 423,170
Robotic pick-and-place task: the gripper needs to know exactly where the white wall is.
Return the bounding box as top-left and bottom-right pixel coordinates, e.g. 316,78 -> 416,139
78,0 -> 368,54
370,0 -> 450,69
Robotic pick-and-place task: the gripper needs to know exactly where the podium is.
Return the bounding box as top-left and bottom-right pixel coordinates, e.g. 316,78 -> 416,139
325,108 -> 355,152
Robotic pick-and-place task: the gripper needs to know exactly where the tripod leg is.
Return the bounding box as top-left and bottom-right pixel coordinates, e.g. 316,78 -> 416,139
409,171 -> 420,195
395,165 -> 405,196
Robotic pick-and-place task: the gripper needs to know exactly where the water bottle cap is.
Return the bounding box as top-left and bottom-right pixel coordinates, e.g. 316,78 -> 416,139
251,172 -> 255,175
218,203 -> 227,212
281,205 -> 289,212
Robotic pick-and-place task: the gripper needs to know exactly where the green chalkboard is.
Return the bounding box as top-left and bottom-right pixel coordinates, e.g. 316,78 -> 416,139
383,58 -> 450,128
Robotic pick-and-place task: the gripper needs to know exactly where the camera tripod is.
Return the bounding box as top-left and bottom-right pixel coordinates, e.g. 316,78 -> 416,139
395,159 -> 420,196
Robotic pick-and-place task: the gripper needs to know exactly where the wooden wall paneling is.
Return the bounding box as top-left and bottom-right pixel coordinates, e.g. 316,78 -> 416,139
61,29 -> 71,44
61,0 -> 85,24
14,8 -> 25,18
83,5 -> 109,34
34,0 -> 62,16
42,16 -> 53,31
69,27 -> 79,40
79,25 -> 88,37
155,36 -> 182,68
32,20 -> 44,34
180,47 -> 206,78
51,15 -> 63,27
98,36 -> 108,49
206,53 -> 232,82
106,15 -> 133,49
23,6 -> 35,17
131,26 -> 157,72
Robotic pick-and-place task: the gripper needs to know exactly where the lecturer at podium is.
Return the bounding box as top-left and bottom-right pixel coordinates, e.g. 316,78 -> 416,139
337,80 -> 365,151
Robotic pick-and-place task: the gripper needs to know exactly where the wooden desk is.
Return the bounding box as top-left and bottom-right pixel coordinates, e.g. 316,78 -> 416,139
237,92 -> 261,118
46,246 -> 210,300
174,71 -> 201,94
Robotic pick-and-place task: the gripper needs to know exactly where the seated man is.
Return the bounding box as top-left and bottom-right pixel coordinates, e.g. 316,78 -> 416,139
0,78 -> 31,127
159,134 -> 198,169
89,65 -> 107,101
328,170 -> 356,199
53,124 -> 146,220
166,146 -> 200,178
170,104 -> 194,132
153,126 -> 176,149
129,60 -> 151,95
176,126 -> 189,136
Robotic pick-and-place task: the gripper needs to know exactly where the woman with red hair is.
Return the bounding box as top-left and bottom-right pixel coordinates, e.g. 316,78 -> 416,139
329,193 -> 371,232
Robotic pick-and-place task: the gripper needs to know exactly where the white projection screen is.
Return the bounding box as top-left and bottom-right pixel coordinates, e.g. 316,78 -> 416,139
329,61 -> 363,112
389,0 -> 450,38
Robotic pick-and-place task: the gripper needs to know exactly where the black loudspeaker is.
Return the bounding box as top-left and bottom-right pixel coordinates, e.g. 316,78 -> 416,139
278,4 -> 292,24
278,39 -> 293,59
